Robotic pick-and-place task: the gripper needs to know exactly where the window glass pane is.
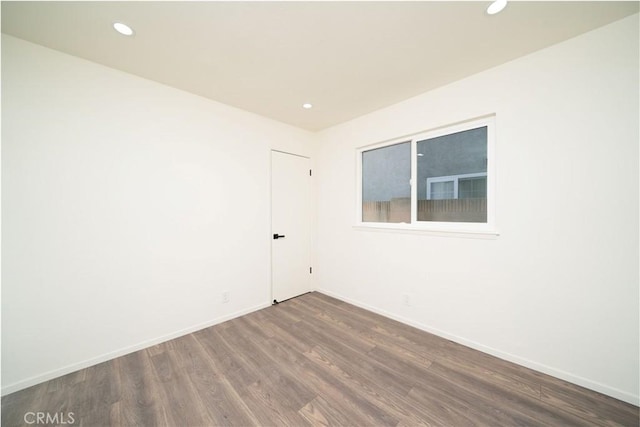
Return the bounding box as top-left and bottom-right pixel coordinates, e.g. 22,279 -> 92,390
417,127 -> 487,223
459,176 -> 487,199
430,181 -> 454,200
362,142 -> 410,223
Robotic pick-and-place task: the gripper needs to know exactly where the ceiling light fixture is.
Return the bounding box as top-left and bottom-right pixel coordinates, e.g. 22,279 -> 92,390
302,103 -> 313,109
487,0 -> 507,15
113,22 -> 134,36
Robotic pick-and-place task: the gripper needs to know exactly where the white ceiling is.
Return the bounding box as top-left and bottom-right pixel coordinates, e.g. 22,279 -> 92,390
2,1 -> 638,131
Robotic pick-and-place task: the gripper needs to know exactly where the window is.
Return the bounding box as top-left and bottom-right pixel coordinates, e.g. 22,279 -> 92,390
426,173 -> 487,200
361,142 -> 411,223
357,116 -> 495,233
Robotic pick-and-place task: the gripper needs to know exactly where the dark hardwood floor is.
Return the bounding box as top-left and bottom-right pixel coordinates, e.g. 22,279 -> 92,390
2,292 -> 638,426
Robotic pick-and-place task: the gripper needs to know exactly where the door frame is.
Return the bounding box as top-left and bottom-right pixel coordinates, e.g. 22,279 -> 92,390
270,149 -> 313,304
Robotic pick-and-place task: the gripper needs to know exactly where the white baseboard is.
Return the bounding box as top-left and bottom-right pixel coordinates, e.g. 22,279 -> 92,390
1,302 -> 270,396
317,288 -> 639,407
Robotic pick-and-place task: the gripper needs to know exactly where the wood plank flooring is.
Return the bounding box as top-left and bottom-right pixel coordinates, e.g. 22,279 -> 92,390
2,292 -> 638,426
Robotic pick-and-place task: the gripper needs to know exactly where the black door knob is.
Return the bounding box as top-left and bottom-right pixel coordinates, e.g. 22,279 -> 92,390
273,234 -> 286,239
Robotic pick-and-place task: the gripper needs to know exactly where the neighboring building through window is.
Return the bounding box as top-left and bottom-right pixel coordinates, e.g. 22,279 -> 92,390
426,172 -> 487,200
358,116 -> 495,232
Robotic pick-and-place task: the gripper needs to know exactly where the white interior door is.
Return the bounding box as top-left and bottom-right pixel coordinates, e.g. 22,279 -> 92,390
271,150 -> 311,303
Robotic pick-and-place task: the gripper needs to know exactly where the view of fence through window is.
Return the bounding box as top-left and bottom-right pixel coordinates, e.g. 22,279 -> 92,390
361,126 -> 488,224
362,141 -> 411,223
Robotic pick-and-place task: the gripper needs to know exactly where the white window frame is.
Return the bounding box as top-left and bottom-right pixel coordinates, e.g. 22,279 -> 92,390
426,172 -> 487,200
356,115 -> 497,236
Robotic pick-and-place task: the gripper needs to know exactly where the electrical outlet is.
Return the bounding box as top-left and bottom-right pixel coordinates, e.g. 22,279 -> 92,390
402,294 -> 410,307
222,291 -> 230,303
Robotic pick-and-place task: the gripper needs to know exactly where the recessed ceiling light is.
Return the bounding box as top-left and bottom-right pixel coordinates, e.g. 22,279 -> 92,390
302,103 -> 313,109
487,0 -> 507,15
113,22 -> 134,36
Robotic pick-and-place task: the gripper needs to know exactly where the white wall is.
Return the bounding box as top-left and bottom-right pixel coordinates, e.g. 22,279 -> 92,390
316,14 -> 639,405
1,35 -> 315,394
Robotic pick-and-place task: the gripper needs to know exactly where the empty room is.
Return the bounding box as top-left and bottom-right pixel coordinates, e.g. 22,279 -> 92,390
1,1 -> 639,426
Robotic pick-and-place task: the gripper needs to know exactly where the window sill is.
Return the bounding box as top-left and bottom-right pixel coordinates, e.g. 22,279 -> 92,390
353,223 -> 499,239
